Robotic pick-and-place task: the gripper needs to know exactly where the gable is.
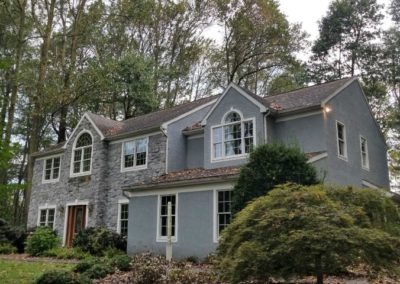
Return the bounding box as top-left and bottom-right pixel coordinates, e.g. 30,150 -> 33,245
62,113 -> 105,149
201,83 -> 267,125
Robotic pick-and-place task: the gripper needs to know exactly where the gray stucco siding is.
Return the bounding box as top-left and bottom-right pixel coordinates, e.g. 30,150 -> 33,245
272,113 -> 326,153
324,81 -> 389,188
127,190 -> 218,259
204,88 -> 266,169
186,136 -> 204,169
166,104 -> 212,172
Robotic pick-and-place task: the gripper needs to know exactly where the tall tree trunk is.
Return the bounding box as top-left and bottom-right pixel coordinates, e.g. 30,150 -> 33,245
25,0 -> 57,224
315,254 -> 323,284
0,72 -> 11,139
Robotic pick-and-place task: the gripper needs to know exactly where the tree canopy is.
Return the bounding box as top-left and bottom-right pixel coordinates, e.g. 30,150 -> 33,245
218,184 -> 400,284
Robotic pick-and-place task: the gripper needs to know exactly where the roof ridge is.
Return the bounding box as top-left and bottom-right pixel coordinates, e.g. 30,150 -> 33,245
264,76 -> 356,99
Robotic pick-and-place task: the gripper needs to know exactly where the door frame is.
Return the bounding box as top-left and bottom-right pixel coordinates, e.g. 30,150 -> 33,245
63,200 -> 89,246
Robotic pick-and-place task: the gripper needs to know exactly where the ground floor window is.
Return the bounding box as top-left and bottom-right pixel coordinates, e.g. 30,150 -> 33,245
159,195 -> 176,238
217,190 -> 232,236
38,207 -> 56,228
119,203 -> 129,237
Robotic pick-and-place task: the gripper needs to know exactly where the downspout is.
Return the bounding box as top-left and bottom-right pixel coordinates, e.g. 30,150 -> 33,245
160,126 -> 169,174
264,109 -> 271,144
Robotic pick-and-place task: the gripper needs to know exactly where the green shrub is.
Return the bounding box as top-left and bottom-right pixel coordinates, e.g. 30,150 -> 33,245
0,243 -> 16,254
108,254 -> 131,271
26,227 -> 60,256
0,218 -> 25,253
43,247 -> 90,260
232,143 -> 318,213
73,227 -> 126,256
82,263 -> 114,279
104,247 -> 125,258
217,184 -> 400,284
73,258 -> 97,274
35,270 -> 80,284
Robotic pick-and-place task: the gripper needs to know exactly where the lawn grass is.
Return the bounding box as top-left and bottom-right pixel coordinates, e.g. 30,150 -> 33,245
0,259 -> 74,284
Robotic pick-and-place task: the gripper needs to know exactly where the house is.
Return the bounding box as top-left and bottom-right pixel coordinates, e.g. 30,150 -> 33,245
28,77 -> 390,258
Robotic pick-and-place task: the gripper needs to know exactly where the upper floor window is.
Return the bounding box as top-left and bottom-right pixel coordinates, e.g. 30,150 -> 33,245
336,121 -> 347,159
360,136 -> 369,170
43,156 -> 61,182
72,132 -> 92,175
212,111 -> 254,160
122,137 -> 148,171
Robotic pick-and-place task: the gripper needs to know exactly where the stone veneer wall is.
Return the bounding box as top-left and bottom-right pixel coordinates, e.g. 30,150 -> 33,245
27,118 -> 167,240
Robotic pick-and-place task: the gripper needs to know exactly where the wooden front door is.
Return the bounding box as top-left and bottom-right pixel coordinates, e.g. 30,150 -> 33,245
65,205 -> 87,247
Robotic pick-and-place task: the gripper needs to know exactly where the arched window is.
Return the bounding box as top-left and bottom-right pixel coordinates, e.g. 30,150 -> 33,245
212,111 -> 254,159
72,132 -> 93,175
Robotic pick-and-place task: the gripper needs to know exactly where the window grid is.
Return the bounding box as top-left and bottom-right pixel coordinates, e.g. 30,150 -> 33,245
119,204 -> 129,237
336,122 -> 347,158
217,191 -> 232,235
212,112 -> 254,159
44,157 -> 61,181
160,195 -> 176,238
123,138 -> 148,169
39,208 -> 55,228
360,137 -> 369,169
72,133 -> 92,174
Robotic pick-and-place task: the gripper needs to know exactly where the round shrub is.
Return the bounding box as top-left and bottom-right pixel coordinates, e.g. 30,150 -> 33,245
108,254 -> 132,271
73,227 -> 126,256
73,258 -> 97,273
26,227 -> 60,256
35,270 -> 80,284
82,263 -> 114,279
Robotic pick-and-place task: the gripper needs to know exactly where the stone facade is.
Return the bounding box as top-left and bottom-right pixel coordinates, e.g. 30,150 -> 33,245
28,117 -> 167,243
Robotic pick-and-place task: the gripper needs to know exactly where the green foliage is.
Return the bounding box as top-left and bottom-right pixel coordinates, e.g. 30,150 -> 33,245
0,243 -> 17,254
73,258 -> 97,274
43,247 -> 91,260
217,184 -> 400,283
26,227 -> 60,256
81,263 -> 114,280
73,227 -> 126,256
107,254 -> 132,271
232,143 -> 318,213
0,218 -> 26,253
35,270 -> 82,284
0,183 -> 26,224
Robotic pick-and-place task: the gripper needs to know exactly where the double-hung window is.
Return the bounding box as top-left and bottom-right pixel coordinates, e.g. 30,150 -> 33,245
360,136 -> 369,170
118,203 -> 129,237
212,111 -> 254,160
72,132 -> 92,175
122,137 -> 148,171
159,195 -> 176,240
43,156 -> 61,182
38,207 -> 56,228
217,190 -> 232,237
336,121 -> 347,159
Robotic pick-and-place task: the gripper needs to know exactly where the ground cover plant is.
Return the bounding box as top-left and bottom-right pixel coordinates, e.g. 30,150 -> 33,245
0,259 -> 74,284
218,184 -> 400,284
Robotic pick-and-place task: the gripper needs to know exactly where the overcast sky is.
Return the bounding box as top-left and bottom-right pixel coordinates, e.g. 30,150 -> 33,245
279,0 -> 393,41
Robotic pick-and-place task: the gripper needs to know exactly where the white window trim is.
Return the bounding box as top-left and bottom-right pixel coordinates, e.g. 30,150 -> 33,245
41,155 -> 62,184
336,120 -> 348,161
211,109 -> 256,163
213,189 -> 233,243
37,204 -> 57,229
69,130 -> 94,177
62,200 -> 89,246
360,135 -> 370,171
117,199 -> 129,235
120,136 -> 149,173
156,193 -> 178,243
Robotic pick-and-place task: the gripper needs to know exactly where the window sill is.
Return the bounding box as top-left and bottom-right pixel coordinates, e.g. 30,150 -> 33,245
121,165 -> 148,173
156,237 -> 177,243
362,166 -> 370,171
42,179 -> 60,184
211,154 -> 249,163
337,155 -> 348,162
70,172 -> 91,178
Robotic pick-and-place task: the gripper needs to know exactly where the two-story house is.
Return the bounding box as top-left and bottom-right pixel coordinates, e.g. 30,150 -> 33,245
28,77 -> 390,258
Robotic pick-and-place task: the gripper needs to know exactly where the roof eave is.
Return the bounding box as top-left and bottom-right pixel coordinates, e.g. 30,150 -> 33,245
272,105 -> 323,117
105,126 -> 163,141
31,148 -> 64,158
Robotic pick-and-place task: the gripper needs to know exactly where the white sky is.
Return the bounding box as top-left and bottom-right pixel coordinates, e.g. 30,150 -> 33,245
279,0 -> 393,41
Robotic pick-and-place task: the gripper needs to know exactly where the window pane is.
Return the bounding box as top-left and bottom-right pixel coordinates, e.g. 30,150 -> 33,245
225,112 -> 241,123
39,210 -> 47,226
74,149 -> 82,162
47,209 -> 55,223
76,133 -> 92,147
73,161 -> 81,173
244,121 -> 253,137
213,127 -> 222,143
160,195 -> 176,237
214,143 -> 222,158
83,147 -> 92,160
83,159 -> 91,172
52,157 -> 60,179
124,141 -> 135,156
124,154 -> 134,168
217,191 -> 232,235
245,137 -> 253,153
136,152 -> 146,166
45,159 -> 52,170
44,159 -> 52,180
136,139 -> 146,153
